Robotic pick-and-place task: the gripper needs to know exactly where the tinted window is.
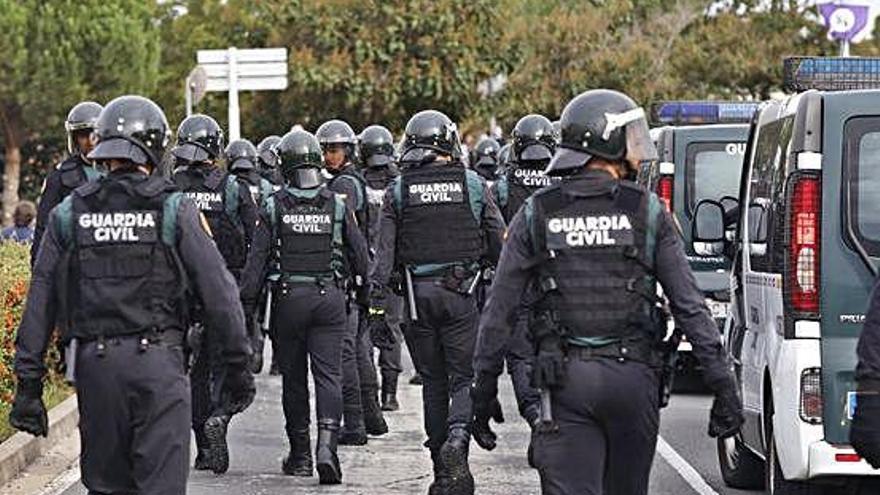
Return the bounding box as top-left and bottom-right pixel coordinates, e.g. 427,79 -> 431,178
686,141 -> 745,213
847,117 -> 880,256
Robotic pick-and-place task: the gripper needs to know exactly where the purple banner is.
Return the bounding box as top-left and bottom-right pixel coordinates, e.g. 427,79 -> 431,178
819,3 -> 870,42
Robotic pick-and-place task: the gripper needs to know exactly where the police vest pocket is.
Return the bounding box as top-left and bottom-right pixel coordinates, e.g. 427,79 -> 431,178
78,244 -> 154,279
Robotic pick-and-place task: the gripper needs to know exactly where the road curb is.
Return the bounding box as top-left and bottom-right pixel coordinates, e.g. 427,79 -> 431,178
0,394 -> 78,486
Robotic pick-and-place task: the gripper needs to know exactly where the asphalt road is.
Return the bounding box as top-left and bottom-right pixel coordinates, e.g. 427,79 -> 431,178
57,354 -> 765,495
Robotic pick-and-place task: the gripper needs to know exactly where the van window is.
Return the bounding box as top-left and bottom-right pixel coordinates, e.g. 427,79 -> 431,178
686,142 -> 745,214
747,117 -> 794,271
846,117 -> 880,256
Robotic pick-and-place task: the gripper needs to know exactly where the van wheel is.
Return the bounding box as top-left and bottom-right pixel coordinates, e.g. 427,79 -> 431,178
717,434 -> 763,489
765,414 -> 826,495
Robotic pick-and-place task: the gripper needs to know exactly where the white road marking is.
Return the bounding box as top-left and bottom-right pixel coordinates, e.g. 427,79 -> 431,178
657,436 -> 720,495
36,464 -> 80,495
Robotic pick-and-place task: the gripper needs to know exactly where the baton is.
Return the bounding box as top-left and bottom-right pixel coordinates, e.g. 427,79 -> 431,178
537,388 -> 558,433
466,269 -> 483,296
261,288 -> 273,332
404,268 -> 419,322
64,338 -> 78,385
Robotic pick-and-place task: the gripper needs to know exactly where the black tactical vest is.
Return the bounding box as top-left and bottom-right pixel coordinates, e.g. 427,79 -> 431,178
174,167 -> 247,270
397,165 -> 483,266
66,176 -> 184,339
503,164 -> 556,222
272,188 -> 345,278
531,180 -> 654,340
58,156 -> 100,196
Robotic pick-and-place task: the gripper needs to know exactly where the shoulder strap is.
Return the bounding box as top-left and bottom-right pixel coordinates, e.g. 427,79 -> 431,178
83,166 -> 101,182
392,176 -> 403,216
55,195 -> 75,248
265,194 -> 278,233
338,174 -> 365,211
464,170 -> 484,224
224,174 -> 240,220
162,192 -> 184,246
77,180 -> 102,197
497,178 -> 509,208
645,192 -> 661,269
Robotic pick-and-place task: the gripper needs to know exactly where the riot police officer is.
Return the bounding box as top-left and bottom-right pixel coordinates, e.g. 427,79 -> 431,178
470,137 -> 502,183
372,110 -> 505,495
32,101 -> 103,264
852,279 -> 880,469
487,114 -> 559,428
257,135 -> 284,186
470,90 -> 744,495
359,124 -> 405,411
316,119 -> 388,442
10,95 -> 255,494
171,114 -> 258,473
240,129 -> 369,485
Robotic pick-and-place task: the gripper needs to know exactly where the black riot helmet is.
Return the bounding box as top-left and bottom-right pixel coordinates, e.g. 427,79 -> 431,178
471,137 -> 501,180
277,129 -> 325,189
512,114 -> 556,164
87,95 -> 170,169
172,114 -> 225,164
65,101 -> 103,155
257,135 -> 282,170
226,139 -> 258,172
316,119 -> 357,158
548,89 -> 657,177
359,125 -> 395,168
497,142 -> 512,172
400,110 -> 462,164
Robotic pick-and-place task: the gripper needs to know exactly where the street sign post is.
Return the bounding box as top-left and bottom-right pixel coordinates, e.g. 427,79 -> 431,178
194,47 -> 288,140
818,2 -> 871,57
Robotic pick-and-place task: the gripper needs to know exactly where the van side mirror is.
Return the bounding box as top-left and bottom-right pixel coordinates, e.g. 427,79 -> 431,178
693,199 -> 725,256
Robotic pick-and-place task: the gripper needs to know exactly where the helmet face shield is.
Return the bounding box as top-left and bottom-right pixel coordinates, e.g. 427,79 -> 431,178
290,167 -> 324,189
623,110 -> 658,167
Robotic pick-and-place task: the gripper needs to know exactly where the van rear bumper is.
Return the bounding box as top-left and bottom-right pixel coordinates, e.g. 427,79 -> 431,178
808,441 -> 880,478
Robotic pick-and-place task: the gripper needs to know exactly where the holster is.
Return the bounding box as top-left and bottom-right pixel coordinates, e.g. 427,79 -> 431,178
439,264 -> 471,294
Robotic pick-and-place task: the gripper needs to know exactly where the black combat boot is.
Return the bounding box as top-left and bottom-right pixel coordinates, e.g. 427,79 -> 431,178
409,373 -> 423,385
339,405 -> 368,446
439,427 -> 474,495
428,447 -> 451,495
203,415 -> 230,474
362,388 -> 389,436
315,419 -> 342,485
193,429 -> 212,471
282,428 -> 313,477
381,374 -> 400,411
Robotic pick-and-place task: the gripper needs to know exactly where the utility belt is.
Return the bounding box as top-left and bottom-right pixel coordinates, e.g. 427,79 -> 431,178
275,272 -> 346,291
564,338 -> 661,367
64,328 -> 186,385
411,263 -> 481,295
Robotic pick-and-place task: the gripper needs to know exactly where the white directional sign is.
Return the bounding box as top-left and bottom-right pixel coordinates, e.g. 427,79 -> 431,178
192,47 -> 289,140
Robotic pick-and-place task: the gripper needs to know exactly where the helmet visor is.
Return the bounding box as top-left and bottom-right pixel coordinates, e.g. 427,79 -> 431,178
171,143 -> 210,163
545,147 -> 592,176
290,167 -> 325,189
259,149 -> 279,168
366,153 -> 392,167
89,137 -> 150,165
623,109 -> 659,166
230,157 -> 255,171
520,143 -> 553,161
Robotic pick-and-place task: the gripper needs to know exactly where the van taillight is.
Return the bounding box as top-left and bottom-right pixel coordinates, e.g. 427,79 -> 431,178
799,367 -> 823,424
658,176 -> 673,212
787,173 -> 821,315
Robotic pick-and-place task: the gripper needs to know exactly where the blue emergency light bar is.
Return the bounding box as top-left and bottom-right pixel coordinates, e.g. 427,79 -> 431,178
650,101 -> 759,125
784,57 -> 880,92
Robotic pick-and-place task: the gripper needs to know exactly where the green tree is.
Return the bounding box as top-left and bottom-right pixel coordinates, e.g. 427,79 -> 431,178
0,0 -> 161,225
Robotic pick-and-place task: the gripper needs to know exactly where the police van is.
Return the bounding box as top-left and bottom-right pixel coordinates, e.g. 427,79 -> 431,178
640,101 -> 756,377
692,57 -> 880,494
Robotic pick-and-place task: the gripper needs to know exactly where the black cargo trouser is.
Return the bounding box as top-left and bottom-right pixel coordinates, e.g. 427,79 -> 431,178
505,308 -> 541,424
404,280 -> 478,450
341,307 -> 364,430
276,284 -> 347,434
530,357 -> 660,495
378,294 -> 405,385
76,335 -> 190,495
356,308 -> 380,397
190,321 -> 226,441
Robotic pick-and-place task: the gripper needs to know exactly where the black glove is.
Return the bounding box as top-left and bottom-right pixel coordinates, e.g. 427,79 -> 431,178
471,374 -> 505,451
530,337 -> 567,390
221,364 -> 256,416
10,378 -> 48,437
851,393 -> 880,468
708,387 -> 744,439
355,284 -> 371,310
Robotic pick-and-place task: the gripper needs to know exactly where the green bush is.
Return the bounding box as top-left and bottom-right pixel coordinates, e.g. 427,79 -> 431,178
0,241 -> 69,442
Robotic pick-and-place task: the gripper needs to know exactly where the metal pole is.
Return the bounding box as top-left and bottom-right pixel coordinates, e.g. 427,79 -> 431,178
841,38 -> 851,58
185,77 -> 193,117
228,47 -> 241,141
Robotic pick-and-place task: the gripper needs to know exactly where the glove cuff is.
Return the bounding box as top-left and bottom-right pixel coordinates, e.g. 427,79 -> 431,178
17,378 -> 43,398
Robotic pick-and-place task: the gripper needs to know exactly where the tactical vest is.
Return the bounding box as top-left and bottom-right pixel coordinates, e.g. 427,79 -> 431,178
498,164 -> 557,222
529,180 -> 658,341
266,187 -> 346,280
57,156 -> 101,195
174,167 -> 246,270
56,176 -> 185,340
396,165 -> 483,266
